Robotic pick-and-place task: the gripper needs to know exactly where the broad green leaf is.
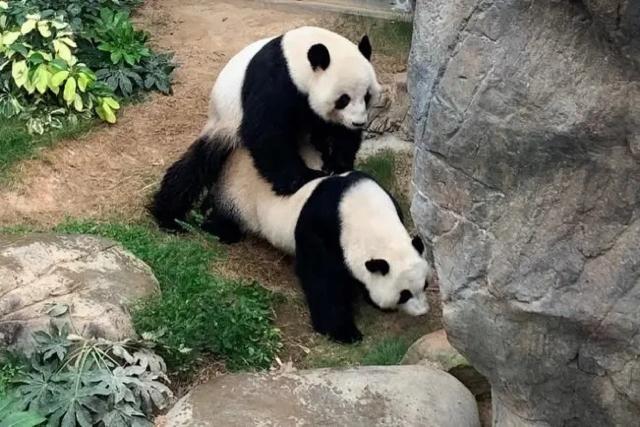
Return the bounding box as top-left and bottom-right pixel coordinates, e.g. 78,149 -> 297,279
0,1 -> 8,9
48,58 -> 68,72
33,64 -> 49,94
11,60 -> 28,87
0,411 -> 46,427
2,31 -> 20,46
23,75 -> 36,94
63,76 -> 76,104
53,40 -> 72,62
73,94 -> 83,111
96,103 -> 116,124
20,19 -> 37,35
103,97 -> 120,110
50,70 -> 69,88
37,21 -> 51,38
51,20 -> 67,30
45,303 -> 69,317
0,15 -> 7,29
57,37 -> 76,48
25,14 -> 41,21
77,73 -> 90,92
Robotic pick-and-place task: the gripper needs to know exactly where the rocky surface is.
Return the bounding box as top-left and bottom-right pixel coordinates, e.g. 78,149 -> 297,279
0,234 -> 159,354
408,0 -> 640,425
402,329 -> 490,399
164,365 -> 480,427
366,72 -> 412,140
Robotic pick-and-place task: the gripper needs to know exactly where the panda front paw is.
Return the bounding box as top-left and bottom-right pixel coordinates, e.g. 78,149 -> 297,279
328,325 -> 363,344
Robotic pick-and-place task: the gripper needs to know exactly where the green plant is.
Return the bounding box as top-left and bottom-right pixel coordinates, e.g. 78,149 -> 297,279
4,317 -> 172,427
0,397 -> 45,427
0,359 -> 22,397
0,2 -> 121,132
361,337 -> 409,365
54,220 -> 281,372
91,8 -> 149,66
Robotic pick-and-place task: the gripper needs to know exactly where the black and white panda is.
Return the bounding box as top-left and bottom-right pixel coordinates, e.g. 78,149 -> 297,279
149,26 -> 381,231
212,147 -> 430,343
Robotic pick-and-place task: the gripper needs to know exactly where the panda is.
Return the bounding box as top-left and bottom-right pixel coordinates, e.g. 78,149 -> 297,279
149,26 -> 382,231
211,147 -> 431,343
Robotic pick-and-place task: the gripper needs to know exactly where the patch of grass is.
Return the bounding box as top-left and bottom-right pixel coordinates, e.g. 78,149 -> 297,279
0,118 -> 94,183
361,337 -> 410,365
52,219 -> 281,373
357,149 -> 397,191
329,15 -> 413,65
302,303 -> 433,369
0,357 -> 23,398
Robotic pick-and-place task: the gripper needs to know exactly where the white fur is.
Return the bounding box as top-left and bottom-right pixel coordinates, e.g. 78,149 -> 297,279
217,148 -> 323,254
202,26 -> 381,142
282,26 -> 382,129
201,36 -> 274,143
339,180 -> 430,315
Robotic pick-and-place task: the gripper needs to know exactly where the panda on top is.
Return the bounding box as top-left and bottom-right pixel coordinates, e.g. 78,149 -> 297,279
149,26 -> 381,232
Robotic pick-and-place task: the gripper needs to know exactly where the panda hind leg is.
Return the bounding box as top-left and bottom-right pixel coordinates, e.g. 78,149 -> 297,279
200,197 -> 244,244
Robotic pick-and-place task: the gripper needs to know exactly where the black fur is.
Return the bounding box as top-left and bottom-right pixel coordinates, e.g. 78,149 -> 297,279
308,43 -> 330,70
358,35 -> 372,61
148,135 -> 233,230
295,171 -> 391,343
412,235 -> 425,254
240,36 -> 362,195
365,259 -> 389,275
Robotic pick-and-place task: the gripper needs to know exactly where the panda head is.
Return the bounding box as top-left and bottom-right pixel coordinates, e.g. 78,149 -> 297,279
283,27 -> 382,131
362,235 -> 431,316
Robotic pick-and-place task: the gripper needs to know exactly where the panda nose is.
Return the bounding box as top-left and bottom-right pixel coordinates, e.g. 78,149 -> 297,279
352,121 -> 366,128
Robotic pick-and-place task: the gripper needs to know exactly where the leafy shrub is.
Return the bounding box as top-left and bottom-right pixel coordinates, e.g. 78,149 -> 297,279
2,315 -> 172,427
54,221 -> 282,372
0,0 -> 174,134
0,2 -> 121,133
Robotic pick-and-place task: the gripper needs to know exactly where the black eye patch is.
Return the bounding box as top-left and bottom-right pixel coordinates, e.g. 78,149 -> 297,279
398,290 -> 412,305
364,91 -> 371,106
335,94 -> 350,110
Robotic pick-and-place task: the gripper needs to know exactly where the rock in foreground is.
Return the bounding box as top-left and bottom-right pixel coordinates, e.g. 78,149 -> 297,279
0,234 -> 159,354
165,365 -> 480,427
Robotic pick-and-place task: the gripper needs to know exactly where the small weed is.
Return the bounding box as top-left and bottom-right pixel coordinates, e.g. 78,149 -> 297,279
0,358 -> 23,398
53,220 -> 281,372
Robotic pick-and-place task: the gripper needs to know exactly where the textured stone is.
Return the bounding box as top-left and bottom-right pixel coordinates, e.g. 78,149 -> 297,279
408,0 -> 640,425
366,73 -> 412,140
0,234 -> 159,355
164,365 -> 480,427
401,329 -> 490,399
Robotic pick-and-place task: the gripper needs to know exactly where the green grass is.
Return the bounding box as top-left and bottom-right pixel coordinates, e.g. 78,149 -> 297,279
0,358 -> 22,398
357,149 -> 397,191
44,220 -> 281,373
0,118 -> 94,183
361,337 -> 410,365
330,15 -> 413,63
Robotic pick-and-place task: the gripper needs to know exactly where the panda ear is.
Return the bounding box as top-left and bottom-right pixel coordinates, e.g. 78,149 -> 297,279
412,235 -> 425,255
308,43 -> 331,71
365,258 -> 389,275
358,35 -> 372,61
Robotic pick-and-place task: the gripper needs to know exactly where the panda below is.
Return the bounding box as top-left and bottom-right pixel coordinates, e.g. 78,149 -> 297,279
211,148 -> 430,343
149,26 -> 381,232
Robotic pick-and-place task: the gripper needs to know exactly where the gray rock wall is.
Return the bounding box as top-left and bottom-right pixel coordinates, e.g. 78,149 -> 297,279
408,0 -> 640,425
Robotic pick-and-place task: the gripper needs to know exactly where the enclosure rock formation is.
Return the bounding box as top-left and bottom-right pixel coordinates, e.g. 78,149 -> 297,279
164,365 -> 480,426
0,234 -> 159,355
408,0 -> 640,425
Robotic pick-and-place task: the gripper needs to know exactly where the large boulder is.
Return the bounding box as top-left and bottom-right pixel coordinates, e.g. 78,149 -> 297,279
0,234 -> 159,354
164,365 -> 480,426
408,0 -> 640,426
